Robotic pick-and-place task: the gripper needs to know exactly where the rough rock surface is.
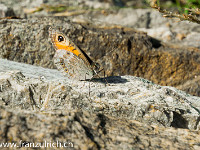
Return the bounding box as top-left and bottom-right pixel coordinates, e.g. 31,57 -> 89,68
1,0 -> 200,47
0,0 -> 146,18
1,0 -> 200,97
0,18 -> 200,97
0,59 -> 200,130
81,8 -> 200,47
1,107 -> 200,150
0,1 -> 200,148
0,58 -> 200,149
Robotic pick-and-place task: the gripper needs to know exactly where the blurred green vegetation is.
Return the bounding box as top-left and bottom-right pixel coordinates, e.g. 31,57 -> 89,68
155,0 -> 200,14
148,0 -> 200,24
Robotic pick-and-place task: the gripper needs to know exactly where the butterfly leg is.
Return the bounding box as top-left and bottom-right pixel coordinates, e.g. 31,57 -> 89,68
95,68 -> 109,86
103,70 -> 107,87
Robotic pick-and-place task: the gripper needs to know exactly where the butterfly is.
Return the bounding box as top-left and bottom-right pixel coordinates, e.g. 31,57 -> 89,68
49,27 -> 100,81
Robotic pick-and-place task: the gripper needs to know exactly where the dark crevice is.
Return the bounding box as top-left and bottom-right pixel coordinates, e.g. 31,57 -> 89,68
171,111 -> 188,129
150,37 -> 162,48
28,86 -> 37,109
112,0 -> 125,7
74,114 -> 101,149
97,114 -> 107,134
1,98 -> 9,105
194,116 -> 200,130
127,39 -> 132,53
4,125 -> 10,142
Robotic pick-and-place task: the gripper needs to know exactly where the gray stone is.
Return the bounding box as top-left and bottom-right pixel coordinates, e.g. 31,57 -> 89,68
1,0 -> 200,47
0,106 -> 199,149
73,8 -> 200,47
0,58 -> 200,130
0,4 -> 15,18
0,1 -> 200,149
0,17 -> 200,98
0,58 -> 200,149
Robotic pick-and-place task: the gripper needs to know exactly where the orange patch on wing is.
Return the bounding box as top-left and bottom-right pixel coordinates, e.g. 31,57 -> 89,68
67,46 -> 81,56
54,42 -> 68,50
56,43 -> 81,57
53,38 -> 90,66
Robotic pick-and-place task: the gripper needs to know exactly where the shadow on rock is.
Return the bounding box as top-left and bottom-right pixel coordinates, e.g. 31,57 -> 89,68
91,76 -> 128,84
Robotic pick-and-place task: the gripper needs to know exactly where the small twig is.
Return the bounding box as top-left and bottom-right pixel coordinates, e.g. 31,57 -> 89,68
150,4 -> 200,24
148,0 -> 200,24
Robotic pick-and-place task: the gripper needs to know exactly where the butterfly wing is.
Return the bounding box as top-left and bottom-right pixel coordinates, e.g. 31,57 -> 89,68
49,27 -> 92,67
54,50 -> 94,80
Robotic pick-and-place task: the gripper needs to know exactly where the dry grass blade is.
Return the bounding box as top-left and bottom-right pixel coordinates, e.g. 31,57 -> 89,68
149,0 -> 200,24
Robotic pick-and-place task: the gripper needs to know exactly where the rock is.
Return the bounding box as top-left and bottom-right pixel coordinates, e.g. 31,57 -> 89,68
0,1 -> 200,149
176,75 -> 200,97
0,18 -> 200,98
0,18 -> 153,75
70,8 -> 200,47
1,0 -> 200,46
1,106 -> 199,149
0,4 -> 15,18
0,0 -> 114,18
1,1 -> 200,97
0,58 -> 200,149
0,58 -> 200,130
